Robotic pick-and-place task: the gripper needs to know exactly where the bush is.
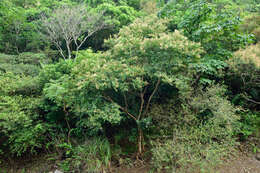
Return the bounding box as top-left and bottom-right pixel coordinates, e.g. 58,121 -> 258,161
151,127 -> 236,173
38,59 -> 75,88
227,43 -> 260,108
150,85 -> 239,172
0,73 -> 41,96
57,138 -> 111,173
0,95 -> 48,156
0,52 -> 50,76
0,72 -> 48,156
235,111 -> 260,140
240,14 -> 260,42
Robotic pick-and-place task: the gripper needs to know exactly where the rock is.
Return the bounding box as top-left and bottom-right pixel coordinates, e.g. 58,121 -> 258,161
256,153 -> 260,161
54,170 -> 63,173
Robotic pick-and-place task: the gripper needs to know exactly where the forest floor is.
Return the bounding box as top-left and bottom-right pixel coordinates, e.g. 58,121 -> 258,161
114,154 -> 260,173
1,149 -> 260,173
216,154 -> 260,173
1,153 -> 260,173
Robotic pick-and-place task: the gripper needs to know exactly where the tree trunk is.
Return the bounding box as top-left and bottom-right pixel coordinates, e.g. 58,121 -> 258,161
137,126 -> 144,156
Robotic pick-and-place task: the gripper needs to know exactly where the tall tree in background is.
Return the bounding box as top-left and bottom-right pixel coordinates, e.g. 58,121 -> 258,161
41,5 -> 106,60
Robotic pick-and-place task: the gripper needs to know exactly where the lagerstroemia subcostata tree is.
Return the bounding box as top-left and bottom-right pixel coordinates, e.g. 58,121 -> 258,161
44,15 -> 204,157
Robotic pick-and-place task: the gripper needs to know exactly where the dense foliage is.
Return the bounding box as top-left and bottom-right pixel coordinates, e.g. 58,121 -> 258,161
0,0 -> 259,172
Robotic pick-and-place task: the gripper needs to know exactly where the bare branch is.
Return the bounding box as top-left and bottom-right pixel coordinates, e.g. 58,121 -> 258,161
242,94 -> 260,105
40,4 -> 106,60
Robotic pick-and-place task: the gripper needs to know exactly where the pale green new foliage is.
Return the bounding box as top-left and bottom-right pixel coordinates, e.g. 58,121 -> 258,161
74,54 -> 146,92
105,15 -> 203,84
72,15 -> 204,153
75,16 -> 204,123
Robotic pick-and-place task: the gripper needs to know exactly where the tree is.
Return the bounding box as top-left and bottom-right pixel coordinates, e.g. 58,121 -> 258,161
83,2 -> 141,51
43,16 -> 203,157
159,0 -> 252,59
41,4 -> 106,60
100,16 -> 203,156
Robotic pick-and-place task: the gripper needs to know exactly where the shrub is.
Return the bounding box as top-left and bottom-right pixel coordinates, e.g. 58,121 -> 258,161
0,95 -> 48,156
227,43 -> 260,108
0,72 -> 40,96
38,59 -> 75,88
235,111 -> 260,140
189,85 -> 239,129
0,72 -> 48,156
150,85 -> 239,172
0,52 -> 50,76
240,14 -> 260,42
16,52 -> 50,65
140,0 -> 158,14
57,138 -> 111,173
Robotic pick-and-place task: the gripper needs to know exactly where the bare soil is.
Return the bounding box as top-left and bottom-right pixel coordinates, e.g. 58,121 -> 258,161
1,153 -> 260,173
216,154 -> 260,173
113,153 -> 260,173
112,154 -> 260,173
113,165 -> 150,173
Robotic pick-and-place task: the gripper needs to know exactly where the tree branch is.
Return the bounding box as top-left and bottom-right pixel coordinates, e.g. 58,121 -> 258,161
63,103 -> 71,144
123,93 -> 128,111
103,95 -> 137,121
41,5 -> 105,60
144,79 -> 160,115
242,94 -> 260,105
138,87 -> 147,120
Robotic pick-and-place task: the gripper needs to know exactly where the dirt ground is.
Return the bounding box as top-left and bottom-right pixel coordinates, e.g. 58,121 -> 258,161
216,154 -> 260,173
1,153 -> 260,173
113,166 -> 150,173
113,154 -> 260,173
